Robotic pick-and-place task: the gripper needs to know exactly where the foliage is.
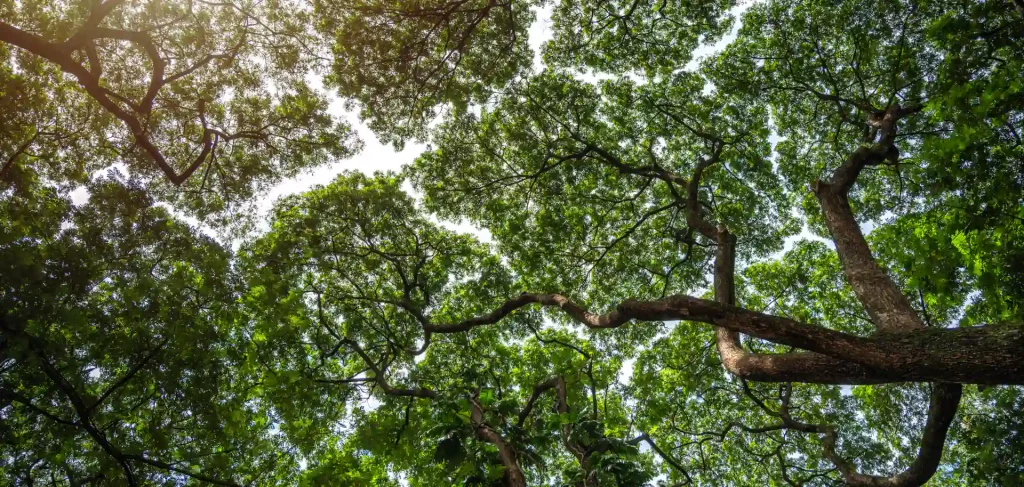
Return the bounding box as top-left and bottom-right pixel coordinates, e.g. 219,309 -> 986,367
0,0 -> 359,221
3,0 -> 1024,485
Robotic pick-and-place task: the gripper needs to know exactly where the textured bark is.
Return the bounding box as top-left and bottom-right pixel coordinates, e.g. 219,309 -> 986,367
796,102 -> 960,486
425,291 -> 1024,384
678,151 -> 888,384
813,104 -> 925,334
813,182 -> 925,333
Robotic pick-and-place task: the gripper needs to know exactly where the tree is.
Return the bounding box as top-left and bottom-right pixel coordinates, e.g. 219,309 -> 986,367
3,0 -> 1024,485
0,0 -> 359,218
0,173 -> 287,485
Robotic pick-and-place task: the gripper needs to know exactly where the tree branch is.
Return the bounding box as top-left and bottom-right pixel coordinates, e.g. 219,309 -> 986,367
470,392 -> 528,487
631,432 -> 693,484
343,339 -> 436,399
812,103 -> 926,333
0,319 -> 240,487
516,376 -> 567,428
0,132 -> 40,180
412,291 -> 1024,384
88,335 -> 170,414
758,382 -> 963,487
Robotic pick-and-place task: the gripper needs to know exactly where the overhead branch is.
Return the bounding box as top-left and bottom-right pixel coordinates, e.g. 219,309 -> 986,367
470,392 -> 528,487
685,150 -> 725,240
812,103 -> 925,333
516,376 -> 568,428
343,339 -> 437,399
88,335 -> 170,414
0,8 -> 256,187
63,0 -> 129,49
0,388 -> 79,427
0,319 -> 240,487
630,432 -> 693,485
408,291 -> 1024,384
0,132 -> 40,180
123,454 -> 241,487
746,382 -> 963,487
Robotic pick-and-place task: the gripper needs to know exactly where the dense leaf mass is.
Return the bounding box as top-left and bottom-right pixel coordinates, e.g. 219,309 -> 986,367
2,0 -> 1023,486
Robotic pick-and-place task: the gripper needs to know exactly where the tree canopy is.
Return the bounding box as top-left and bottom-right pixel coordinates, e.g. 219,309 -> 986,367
2,0 -> 1023,486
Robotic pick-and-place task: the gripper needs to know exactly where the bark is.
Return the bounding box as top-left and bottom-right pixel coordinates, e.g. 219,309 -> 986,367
707,227 -> 903,384
824,384 -> 963,487
678,147 -> 886,384
515,377 -> 596,485
813,104 -> 925,334
430,291 -> 1024,384
777,102 -> 959,485
470,395 -> 528,487
813,181 -> 924,333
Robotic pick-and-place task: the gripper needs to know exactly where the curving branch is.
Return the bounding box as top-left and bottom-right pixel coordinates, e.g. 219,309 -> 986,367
508,123 -> 887,384
743,382 -> 962,487
470,392 -> 528,487
398,290 -> 1024,384
630,432 -> 693,485
812,103 -> 925,333
516,376 -> 568,428
343,338 -> 437,399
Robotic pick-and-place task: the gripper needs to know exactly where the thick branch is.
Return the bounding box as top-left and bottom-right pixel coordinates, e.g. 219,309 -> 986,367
813,103 -> 925,333
702,224 -> 878,383
0,18 -> 240,187
417,292 -> 1024,384
823,384 -> 963,487
470,394 -> 527,487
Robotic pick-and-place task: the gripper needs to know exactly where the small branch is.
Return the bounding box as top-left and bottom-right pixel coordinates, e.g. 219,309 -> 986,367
344,339 -> 436,399
0,388 -> 79,427
516,376 -> 568,428
88,336 -> 170,414
124,454 -> 240,487
631,433 -> 693,484
1,132 -> 40,180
